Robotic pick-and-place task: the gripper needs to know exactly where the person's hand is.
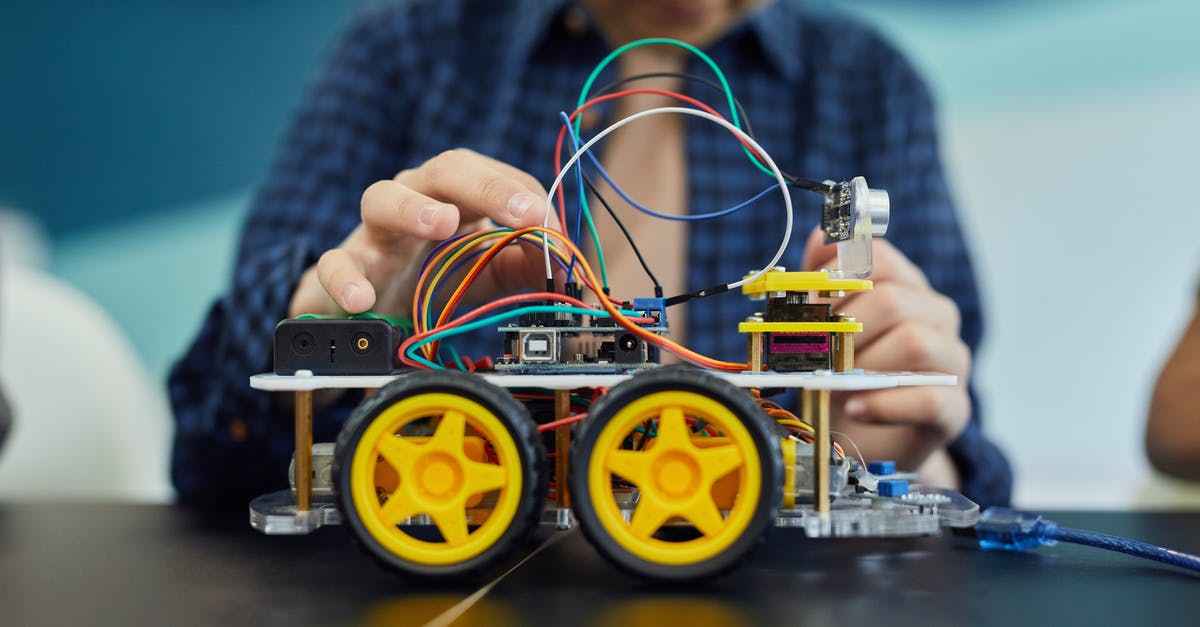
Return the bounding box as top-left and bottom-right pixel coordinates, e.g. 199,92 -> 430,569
801,228 -> 971,481
289,149 -> 554,318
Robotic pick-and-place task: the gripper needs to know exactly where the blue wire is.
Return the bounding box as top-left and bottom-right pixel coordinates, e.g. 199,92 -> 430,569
564,115 -> 586,282
1050,525 -> 1200,573
558,111 -> 782,222
976,507 -> 1200,574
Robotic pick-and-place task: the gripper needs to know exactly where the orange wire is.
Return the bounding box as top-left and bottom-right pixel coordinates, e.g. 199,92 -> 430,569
409,225 -> 747,371
412,231 -> 572,351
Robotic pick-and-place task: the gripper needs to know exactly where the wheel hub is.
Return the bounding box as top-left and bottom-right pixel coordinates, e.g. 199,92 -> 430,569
655,452 -> 699,498
416,451 -> 462,499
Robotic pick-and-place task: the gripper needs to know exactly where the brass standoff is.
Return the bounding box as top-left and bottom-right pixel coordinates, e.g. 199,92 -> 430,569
815,389 -> 831,514
554,390 -> 571,513
745,313 -> 764,372
802,388 -> 831,514
832,314 -> 856,372
294,389 -> 314,511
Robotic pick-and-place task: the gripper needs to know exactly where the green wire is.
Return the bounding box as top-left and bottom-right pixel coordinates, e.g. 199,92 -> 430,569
581,187 -> 608,289
564,38 -> 776,290
406,305 -> 641,370
575,37 -> 774,177
561,120 -> 609,289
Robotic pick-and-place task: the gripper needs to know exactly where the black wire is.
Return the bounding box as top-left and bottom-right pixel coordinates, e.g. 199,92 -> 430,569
592,71 -> 759,142
580,172 -> 662,295
590,71 -> 831,194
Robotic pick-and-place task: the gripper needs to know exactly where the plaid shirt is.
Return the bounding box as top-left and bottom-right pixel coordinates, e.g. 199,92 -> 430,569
169,0 -> 1011,508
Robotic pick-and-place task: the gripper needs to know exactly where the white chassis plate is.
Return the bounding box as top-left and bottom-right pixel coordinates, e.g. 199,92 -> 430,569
251,370 -> 955,392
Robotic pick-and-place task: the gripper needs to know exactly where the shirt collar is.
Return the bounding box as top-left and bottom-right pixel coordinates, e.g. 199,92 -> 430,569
745,1 -> 802,80
512,0 -> 802,81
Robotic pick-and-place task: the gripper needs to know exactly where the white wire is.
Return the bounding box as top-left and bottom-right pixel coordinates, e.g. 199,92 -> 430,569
831,430 -> 868,468
542,106 -> 793,289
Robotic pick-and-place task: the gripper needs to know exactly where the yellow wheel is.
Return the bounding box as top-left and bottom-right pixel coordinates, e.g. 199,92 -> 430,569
570,366 -> 783,580
333,371 -> 545,577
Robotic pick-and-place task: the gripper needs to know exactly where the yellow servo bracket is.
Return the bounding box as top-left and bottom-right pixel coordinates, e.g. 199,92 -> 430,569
740,270 -> 872,299
738,321 -> 863,334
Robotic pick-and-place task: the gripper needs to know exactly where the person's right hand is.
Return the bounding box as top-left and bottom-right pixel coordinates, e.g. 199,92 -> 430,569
288,149 -> 554,318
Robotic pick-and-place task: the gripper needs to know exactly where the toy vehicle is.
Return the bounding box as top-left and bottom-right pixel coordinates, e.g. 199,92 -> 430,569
247,39 -> 979,581
247,188 -> 977,580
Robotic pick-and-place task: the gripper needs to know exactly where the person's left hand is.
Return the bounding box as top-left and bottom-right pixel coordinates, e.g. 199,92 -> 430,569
801,228 -> 970,481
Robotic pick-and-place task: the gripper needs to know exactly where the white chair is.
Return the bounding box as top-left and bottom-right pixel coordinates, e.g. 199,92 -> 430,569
0,245 -> 173,502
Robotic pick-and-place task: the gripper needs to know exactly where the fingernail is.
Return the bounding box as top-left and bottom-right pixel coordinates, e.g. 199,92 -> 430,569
844,398 -> 866,419
419,204 -> 442,226
508,192 -> 535,219
340,283 -> 358,309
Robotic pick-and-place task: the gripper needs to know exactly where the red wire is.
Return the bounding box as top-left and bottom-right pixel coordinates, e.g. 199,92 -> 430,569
553,87 -> 767,227
397,291 -> 654,369
538,413 -> 587,432
409,226 -> 747,371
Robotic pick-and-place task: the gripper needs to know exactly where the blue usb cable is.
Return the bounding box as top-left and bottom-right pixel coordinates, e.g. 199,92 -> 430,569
976,507 -> 1200,573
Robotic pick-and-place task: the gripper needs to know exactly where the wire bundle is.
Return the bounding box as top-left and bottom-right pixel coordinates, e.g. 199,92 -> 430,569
400,38 -> 825,372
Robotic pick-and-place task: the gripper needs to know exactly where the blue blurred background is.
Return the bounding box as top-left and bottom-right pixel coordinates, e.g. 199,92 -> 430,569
1,0 -> 1197,504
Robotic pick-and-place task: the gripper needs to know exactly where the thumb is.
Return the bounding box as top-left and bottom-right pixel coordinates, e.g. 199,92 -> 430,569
800,226 -> 836,272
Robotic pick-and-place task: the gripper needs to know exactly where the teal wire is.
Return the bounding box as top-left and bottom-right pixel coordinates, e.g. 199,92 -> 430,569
445,344 -> 467,371
407,305 -> 642,370
574,37 -> 774,178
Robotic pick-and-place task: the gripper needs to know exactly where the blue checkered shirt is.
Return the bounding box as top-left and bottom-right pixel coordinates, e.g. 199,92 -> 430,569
169,0 -> 1012,508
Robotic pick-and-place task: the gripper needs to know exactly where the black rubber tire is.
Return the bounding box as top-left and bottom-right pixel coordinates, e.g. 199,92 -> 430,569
569,365 -> 783,581
332,370 -> 546,579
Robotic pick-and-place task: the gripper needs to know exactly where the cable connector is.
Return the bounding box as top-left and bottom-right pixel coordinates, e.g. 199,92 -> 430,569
976,507 -> 1058,552
664,283 -> 729,307
975,506 -> 1200,573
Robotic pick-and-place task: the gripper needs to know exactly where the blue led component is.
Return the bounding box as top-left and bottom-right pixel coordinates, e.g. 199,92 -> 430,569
631,297 -> 667,326
877,479 -> 909,497
867,460 -> 896,476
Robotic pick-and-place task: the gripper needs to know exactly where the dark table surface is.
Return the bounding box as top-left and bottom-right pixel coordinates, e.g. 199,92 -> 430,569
1,503 -> 1198,626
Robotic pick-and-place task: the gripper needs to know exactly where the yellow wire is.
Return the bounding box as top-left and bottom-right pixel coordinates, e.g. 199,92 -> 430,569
420,226 -> 747,371
776,418 -> 814,434
417,231 -> 572,359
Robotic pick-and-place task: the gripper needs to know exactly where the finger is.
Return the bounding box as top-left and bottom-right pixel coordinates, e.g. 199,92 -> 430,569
801,226 -> 835,272
399,148 -> 549,229
841,386 -> 970,441
360,180 -> 460,242
479,243 -> 558,297
802,227 -> 928,288
288,266 -> 337,318
481,154 -> 550,202
866,239 -> 928,286
421,216 -> 562,308
315,248 -> 377,314
828,283 -> 961,348
853,321 -> 971,377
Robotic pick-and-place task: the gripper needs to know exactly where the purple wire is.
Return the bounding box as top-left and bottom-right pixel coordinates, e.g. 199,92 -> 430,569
418,236 -> 571,328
